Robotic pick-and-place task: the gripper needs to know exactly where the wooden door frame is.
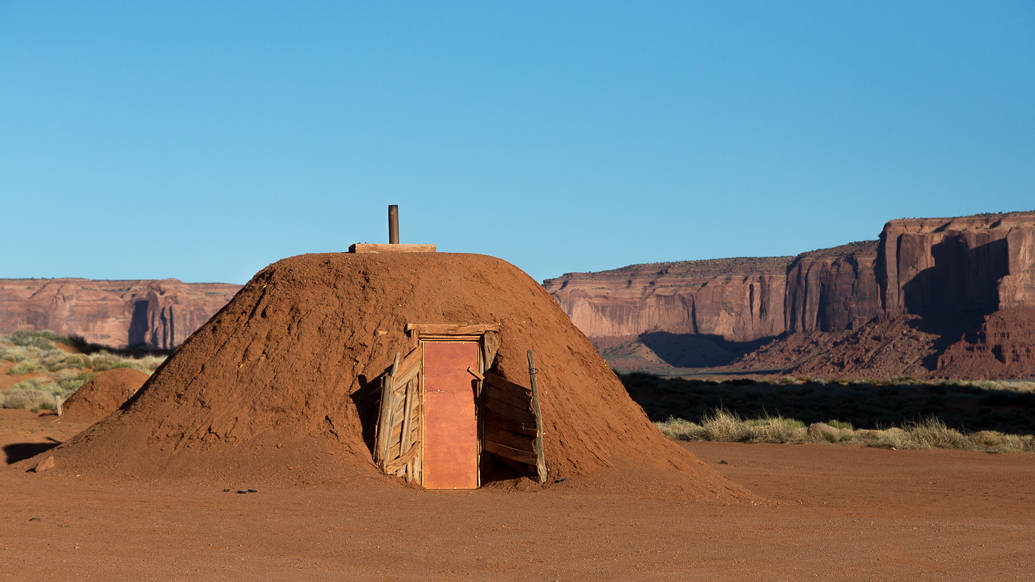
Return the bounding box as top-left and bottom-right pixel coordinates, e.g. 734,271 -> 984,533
406,323 -> 500,488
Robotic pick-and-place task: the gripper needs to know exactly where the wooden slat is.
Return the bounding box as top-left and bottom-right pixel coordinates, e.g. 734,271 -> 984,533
374,352 -> 401,465
399,378 -> 417,455
395,349 -> 422,387
483,391 -> 536,423
405,323 -> 500,336
484,372 -> 531,399
484,374 -> 535,410
527,350 -> 547,483
349,243 -> 437,254
483,412 -> 537,435
385,444 -> 419,474
482,331 -> 500,368
484,440 -> 539,465
484,424 -> 535,453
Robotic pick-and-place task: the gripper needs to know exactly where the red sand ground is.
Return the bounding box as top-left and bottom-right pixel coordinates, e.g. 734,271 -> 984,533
60,368 -> 149,422
1,409 -> 1032,580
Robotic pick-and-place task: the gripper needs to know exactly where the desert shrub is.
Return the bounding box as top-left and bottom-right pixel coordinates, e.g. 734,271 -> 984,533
698,409 -> 752,442
57,372 -> 95,395
747,415 -> 807,443
89,352 -> 132,371
41,351 -> 91,372
658,410 -> 1035,453
807,422 -> 852,444
11,377 -> 62,394
9,361 -> 38,375
1,350 -> 28,362
974,430 -> 1006,448
129,354 -> 166,372
0,388 -> 58,410
655,417 -> 701,441
657,409 -> 1035,453
9,330 -> 60,350
907,417 -> 970,449
860,427 -> 908,449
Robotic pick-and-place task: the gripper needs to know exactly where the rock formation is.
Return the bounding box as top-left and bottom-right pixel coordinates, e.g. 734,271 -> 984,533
544,257 -> 791,342
0,278 -> 241,349
784,241 -> 880,333
545,211 -> 1035,378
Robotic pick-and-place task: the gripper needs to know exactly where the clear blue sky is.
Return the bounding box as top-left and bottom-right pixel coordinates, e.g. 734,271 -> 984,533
2,1 -> 1032,284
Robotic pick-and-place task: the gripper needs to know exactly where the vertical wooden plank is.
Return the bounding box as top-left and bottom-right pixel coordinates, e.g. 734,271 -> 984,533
482,331 -> 500,371
527,350 -> 547,484
374,352 -> 401,467
400,377 -> 417,457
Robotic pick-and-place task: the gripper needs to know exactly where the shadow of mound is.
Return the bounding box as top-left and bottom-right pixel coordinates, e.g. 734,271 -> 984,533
622,373 -> 1035,434
66,335 -> 173,358
4,439 -> 60,464
638,332 -> 774,368
349,374 -> 382,458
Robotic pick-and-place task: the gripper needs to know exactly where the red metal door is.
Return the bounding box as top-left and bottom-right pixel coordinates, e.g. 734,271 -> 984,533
421,341 -> 479,489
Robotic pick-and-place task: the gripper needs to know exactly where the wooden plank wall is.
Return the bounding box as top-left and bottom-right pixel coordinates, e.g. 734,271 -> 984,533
482,370 -> 545,480
374,348 -> 423,484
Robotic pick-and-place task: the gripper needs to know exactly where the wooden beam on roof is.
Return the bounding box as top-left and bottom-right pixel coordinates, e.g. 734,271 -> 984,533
349,243 -> 436,253
405,323 -> 500,336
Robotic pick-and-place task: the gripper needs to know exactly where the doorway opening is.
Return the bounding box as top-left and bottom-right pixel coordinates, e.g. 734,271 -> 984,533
372,323 -> 545,489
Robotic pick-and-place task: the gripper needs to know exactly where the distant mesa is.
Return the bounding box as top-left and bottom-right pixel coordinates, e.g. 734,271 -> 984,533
0,278 -> 241,350
544,211 -> 1035,379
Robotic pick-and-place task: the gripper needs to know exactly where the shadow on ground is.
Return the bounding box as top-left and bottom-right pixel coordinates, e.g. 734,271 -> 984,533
4,439 -> 60,464
621,373 -> 1035,434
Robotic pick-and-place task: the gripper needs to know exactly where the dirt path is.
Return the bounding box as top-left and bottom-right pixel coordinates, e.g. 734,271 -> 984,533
1,410 -> 1032,580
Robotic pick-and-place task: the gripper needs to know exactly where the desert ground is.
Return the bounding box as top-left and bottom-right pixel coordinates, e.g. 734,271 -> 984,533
2,409 -> 1032,581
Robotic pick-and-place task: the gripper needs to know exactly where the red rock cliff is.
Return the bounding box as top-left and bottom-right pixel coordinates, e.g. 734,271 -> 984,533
545,211 -> 1035,378
876,213 -> 1031,319
543,258 -> 791,342
785,241 -> 880,333
0,278 -> 241,349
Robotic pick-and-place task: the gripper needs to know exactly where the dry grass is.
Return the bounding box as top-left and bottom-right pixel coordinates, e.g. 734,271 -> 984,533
657,409 -> 1035,453
0,388 -> 59,411
0,331 -> 163,410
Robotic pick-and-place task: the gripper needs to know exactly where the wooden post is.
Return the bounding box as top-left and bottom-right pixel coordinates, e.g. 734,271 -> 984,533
527,350 -> 547,483
375,352 -> 401,466
388,204 -> 399,244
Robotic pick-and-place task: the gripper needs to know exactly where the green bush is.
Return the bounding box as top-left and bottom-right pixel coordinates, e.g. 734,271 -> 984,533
57,372 -> 95,395
9,330 -> 60,350
41,352 -> 90,371
827,419 -> 854,430
2,351 -> 28,362
9,361 -> 38,375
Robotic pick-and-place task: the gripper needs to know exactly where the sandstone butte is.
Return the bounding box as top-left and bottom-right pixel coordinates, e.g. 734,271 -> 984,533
544,211 -> 1035,379
0,278 -> 241,349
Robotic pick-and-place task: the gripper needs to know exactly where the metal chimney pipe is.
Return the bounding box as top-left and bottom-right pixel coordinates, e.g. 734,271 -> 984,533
388,204 -> 399,244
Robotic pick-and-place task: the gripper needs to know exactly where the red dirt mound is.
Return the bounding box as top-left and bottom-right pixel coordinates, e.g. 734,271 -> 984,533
61,368 -> 149,422
47,253 -> 749,501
